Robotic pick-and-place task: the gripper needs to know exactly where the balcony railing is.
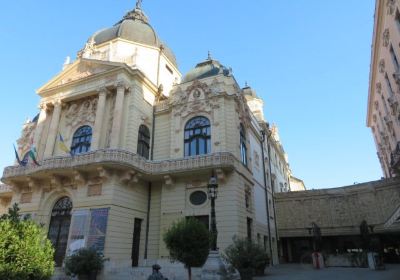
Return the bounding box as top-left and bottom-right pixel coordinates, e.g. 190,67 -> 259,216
0,184 -> 12,197
2,150 -> 238,179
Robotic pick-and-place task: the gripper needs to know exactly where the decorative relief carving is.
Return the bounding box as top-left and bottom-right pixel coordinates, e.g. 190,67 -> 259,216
253,151 -> 260,168
87,184 -> 102,197
383,29 -> 390,47
387,0 -> 396,15
374,101 -> 379,110
173,80 -> 216,121
379,59 -> 386,73
17,119 -> 37,155
376,82 -> 382,94
105,95 -> 116,148
65,97 -> 97,130
20,192 -> 32,204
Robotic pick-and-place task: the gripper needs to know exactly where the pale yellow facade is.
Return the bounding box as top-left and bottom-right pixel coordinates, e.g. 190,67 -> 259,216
368,0 -> 400,177
0,5 -> 295,279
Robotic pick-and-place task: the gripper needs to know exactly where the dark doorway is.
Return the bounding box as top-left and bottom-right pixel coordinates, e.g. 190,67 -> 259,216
48,197 -> 73,267
247,217 -> 253,241
132,218 -> 142,267
187,215 -> 210,230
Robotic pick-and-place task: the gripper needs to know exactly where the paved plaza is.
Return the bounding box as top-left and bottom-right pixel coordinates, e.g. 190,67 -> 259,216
255,264 -> 400,280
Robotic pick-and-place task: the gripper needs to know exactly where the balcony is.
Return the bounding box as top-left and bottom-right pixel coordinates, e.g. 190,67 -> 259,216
0,184 -> 12,198
2,150 -> 239,184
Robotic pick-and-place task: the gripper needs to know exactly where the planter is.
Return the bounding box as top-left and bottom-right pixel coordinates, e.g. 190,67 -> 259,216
78,271 -> 98,280
238,268 -> 254,280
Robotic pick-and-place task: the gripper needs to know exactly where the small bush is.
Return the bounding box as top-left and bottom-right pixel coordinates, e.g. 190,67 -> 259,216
0,203 -> 55,280
65,248 -> 107,278
224,237 -> 269,280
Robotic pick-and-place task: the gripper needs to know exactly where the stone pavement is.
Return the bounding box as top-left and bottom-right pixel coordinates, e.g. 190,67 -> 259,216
255,264 -> 400,280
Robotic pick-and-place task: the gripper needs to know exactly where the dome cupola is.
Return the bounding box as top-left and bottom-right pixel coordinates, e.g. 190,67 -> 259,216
183,55 -> 231,83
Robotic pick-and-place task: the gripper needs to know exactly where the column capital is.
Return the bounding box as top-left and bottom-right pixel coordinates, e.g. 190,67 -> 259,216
97,86 -> 110,96
114,81 -> 130,91
52,99 -> 63,107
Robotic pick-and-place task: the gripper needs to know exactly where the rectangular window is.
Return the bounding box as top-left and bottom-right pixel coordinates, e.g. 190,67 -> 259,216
165,64 -> 173,74
247,217 -> 253,241
390,44 -> 399,71
396,9 -> 400,31
385,73 -> 394,96
264,235 -> 268,251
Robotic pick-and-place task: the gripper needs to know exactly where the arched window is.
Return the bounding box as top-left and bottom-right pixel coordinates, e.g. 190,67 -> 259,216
48,197 -> 72,266
137,125 -> 150,159
71,126 -> 92,155
184,116 -> 211,157
240,124 -> 247,166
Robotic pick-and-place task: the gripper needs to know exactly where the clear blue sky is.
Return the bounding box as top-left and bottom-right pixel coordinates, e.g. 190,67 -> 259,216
0,0 -> 381,189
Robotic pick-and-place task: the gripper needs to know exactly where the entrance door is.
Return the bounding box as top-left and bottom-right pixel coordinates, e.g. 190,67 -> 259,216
132,218 -> 142,267
48,197 -> 72,267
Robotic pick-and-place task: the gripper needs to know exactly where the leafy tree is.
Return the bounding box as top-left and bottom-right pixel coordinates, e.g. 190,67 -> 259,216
224,237 -> 269,280
163,218 -> 210,280
0,203 -> 55,280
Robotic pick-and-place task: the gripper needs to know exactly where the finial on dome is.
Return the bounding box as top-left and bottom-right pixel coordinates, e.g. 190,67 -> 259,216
245,81 -> 248,87
207,51 -> 212,60
136,0 -> 143,10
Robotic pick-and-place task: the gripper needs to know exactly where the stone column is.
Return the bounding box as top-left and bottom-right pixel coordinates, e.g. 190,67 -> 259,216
110,82 -> 127,148
44,100 -> 62,158
33,103 -> 48,153
91,88 -> 108,150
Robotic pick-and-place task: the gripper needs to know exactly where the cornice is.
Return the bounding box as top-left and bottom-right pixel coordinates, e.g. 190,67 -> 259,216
367,0 -> 385,127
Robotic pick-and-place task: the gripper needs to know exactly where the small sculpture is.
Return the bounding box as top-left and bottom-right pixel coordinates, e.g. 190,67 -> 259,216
147,264 -> 168,280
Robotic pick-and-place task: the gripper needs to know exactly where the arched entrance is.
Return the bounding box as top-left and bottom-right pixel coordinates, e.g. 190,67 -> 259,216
48,197 -> 72,266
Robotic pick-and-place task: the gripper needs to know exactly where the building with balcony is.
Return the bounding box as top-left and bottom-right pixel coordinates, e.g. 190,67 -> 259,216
367,0 -> 400,177
0,4 -> 297,278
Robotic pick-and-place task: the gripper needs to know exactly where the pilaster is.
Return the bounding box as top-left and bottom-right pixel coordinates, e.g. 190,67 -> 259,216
44,100 -> 62,158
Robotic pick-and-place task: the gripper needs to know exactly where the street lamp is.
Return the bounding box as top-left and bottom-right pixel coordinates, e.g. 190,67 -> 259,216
207,175 -> 218,251
202,173 -> 234,280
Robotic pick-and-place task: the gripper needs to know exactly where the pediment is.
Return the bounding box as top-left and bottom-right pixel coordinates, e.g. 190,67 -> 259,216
37,59 -> 127,94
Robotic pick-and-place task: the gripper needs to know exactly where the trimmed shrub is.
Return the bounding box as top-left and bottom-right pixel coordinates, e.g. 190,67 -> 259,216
163,218 -> 210,280
0,204 -> 55,280
224,237 -> 269,280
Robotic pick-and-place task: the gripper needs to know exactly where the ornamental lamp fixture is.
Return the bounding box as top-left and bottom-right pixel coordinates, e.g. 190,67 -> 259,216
207,176 -> 218,199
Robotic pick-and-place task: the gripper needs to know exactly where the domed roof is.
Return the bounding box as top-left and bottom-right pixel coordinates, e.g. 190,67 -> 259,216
91,8 -> 177,67
182,58 -> 230,83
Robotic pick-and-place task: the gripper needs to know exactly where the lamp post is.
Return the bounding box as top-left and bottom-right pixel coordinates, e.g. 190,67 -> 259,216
207,175 -> 218,251
201,173 -> 238,280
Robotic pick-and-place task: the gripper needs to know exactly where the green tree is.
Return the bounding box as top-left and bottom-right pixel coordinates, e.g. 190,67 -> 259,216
163,218 -> 210,280
224,237 -> 269,280
0,203 -> 55,280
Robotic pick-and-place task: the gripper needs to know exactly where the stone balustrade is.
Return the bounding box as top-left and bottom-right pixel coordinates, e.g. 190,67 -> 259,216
0,184 -> 12,193
2,150 -> 238,180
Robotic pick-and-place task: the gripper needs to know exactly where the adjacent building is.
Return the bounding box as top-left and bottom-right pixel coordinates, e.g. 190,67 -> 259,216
367,0 -> 400,177
0,4 -> 296,278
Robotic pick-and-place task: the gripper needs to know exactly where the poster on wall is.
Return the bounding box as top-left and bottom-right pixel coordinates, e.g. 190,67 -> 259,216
66,209 -> 89,256
87,208 -> 109,253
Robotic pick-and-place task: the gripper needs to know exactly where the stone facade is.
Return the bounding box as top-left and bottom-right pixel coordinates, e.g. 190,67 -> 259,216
275,178 -> 400,238
0,4 -> 298,279
368,0 -> 400,177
